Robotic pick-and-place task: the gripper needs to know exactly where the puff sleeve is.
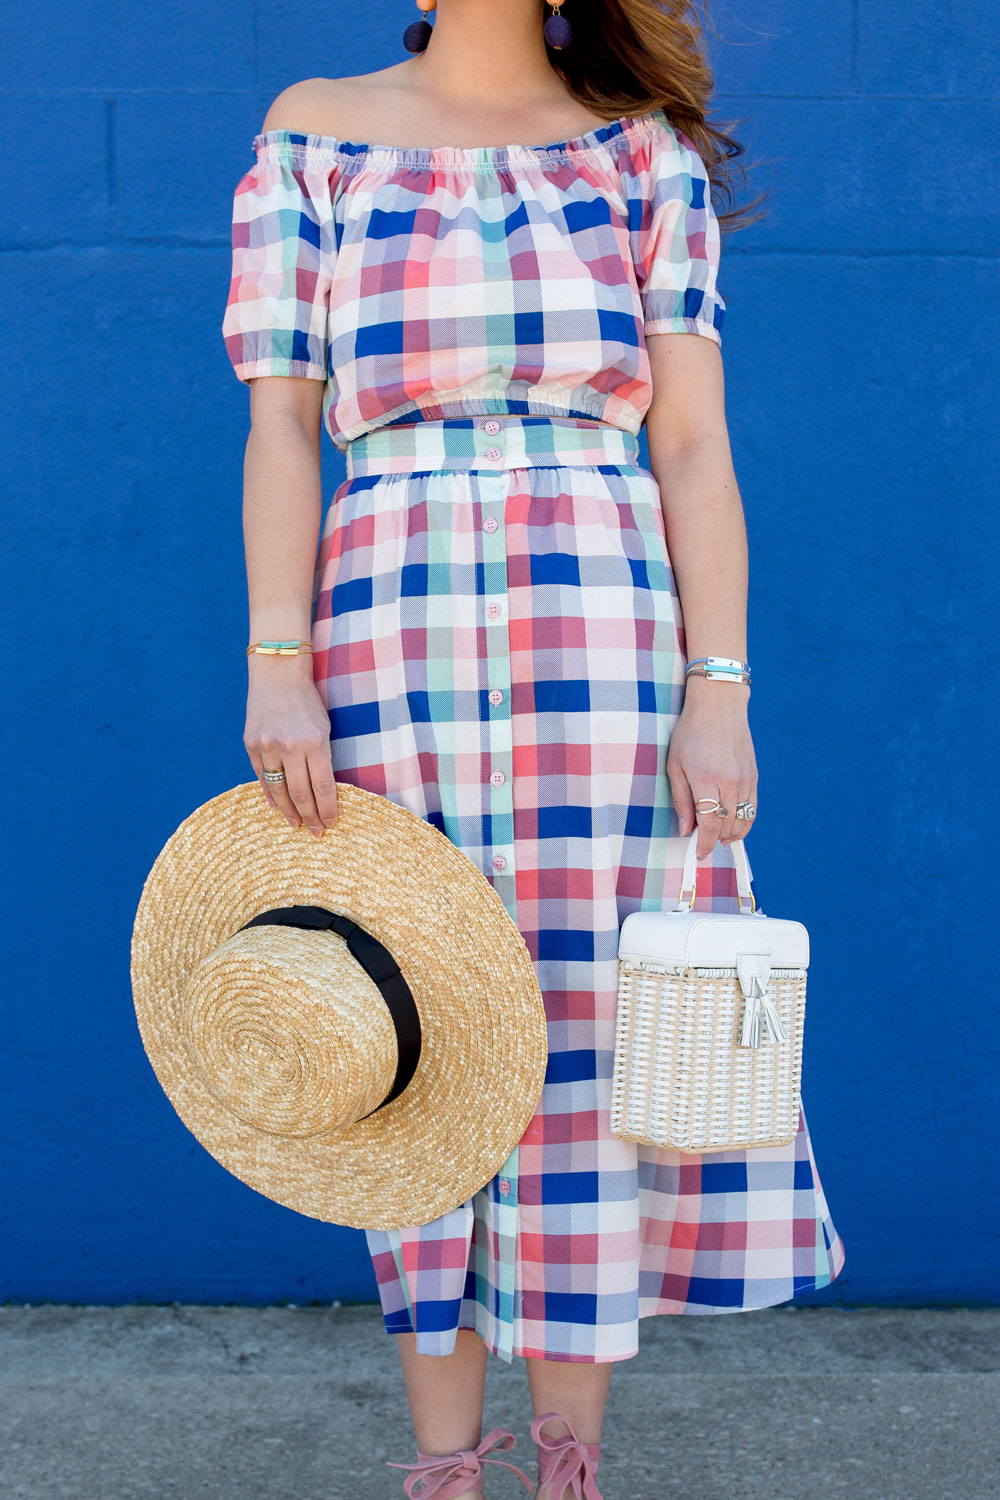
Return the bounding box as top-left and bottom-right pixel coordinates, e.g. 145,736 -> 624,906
628,120 -> 726,346
222,139 -> 339,382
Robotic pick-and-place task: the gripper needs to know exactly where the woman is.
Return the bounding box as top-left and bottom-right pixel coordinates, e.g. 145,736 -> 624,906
222,2 -> 846,1495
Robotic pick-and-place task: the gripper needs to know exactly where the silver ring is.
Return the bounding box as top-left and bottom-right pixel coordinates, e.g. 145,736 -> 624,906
262,768 -> 287,784
735,801 -> 756,820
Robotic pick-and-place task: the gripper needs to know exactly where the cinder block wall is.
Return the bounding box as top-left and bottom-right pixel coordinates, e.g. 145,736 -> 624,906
3,4 -> 997,1304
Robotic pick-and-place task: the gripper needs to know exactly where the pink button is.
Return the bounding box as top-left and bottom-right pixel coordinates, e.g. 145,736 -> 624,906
498,1179 -> 511,1196
491,854 -> 507,871
486,446 -> 502,461
484,419 -> 502,435
488,688 -> 504,705
483,517 -> 498,533
486,602 -> 502,620
490,770 -> 506,787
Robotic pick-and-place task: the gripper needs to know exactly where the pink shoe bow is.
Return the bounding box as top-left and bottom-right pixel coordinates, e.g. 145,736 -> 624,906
387,1424 -> 534,1499
531,1412 -> 604,1500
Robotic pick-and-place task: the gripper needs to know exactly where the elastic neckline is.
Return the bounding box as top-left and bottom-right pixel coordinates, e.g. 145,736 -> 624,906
251,109 -> 669,167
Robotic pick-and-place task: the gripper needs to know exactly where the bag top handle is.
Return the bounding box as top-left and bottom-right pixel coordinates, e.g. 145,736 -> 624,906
674,830 -> 755,913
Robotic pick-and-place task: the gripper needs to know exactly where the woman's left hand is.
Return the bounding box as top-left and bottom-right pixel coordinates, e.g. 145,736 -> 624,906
665,681 -> 758,859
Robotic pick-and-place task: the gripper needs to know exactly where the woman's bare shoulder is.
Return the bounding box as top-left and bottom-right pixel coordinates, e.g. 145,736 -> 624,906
260,69 -> 408,139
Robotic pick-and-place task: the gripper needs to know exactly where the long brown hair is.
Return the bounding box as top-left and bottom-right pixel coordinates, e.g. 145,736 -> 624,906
547,0 -> 770,234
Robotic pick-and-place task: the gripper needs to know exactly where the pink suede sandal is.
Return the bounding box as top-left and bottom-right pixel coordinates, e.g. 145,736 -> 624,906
387,1424 -> 535,1498
530,1412 -> 605,1500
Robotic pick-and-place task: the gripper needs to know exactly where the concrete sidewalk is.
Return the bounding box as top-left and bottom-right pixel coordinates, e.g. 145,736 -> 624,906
1,1305 -> 996,1499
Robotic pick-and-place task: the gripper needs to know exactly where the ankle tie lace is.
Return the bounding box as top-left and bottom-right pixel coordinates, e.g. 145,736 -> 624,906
387,1424 -> 534,1499
530,1412 -> 604,1500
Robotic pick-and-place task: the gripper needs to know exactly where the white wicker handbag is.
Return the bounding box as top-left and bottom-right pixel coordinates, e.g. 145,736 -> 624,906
611,832 -> 808,1153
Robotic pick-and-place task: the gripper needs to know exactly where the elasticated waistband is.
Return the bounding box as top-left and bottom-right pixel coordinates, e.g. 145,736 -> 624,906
344,414 -> 642,479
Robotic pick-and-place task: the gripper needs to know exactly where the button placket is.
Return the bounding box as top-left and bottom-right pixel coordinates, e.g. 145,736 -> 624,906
478,461 -> 518,1363
480,472 -> 514,899
476,417 -> 505,469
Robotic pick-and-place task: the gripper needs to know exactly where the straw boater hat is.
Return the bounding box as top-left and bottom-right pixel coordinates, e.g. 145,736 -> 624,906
130,781 -> 548,1230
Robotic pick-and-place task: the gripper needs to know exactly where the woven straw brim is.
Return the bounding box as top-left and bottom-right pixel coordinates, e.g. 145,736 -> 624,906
130,781 -> 548,1229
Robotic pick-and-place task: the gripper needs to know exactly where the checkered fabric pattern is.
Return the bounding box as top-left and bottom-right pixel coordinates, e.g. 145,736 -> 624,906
222,112 -> 846,1365
222,109 -> 726,448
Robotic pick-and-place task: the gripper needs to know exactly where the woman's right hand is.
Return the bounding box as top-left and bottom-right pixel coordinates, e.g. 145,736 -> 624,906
243,655 -> 340,835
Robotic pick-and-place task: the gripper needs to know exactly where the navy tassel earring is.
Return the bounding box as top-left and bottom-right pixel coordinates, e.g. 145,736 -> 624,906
404,0 -> 436,53
544,2 -> 573,49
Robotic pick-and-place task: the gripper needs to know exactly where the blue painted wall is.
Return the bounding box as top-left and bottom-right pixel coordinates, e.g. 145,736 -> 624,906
3,3 -> 997,1306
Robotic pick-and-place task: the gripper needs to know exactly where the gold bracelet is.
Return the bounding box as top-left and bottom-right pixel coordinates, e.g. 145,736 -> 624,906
246,639 -> 315,657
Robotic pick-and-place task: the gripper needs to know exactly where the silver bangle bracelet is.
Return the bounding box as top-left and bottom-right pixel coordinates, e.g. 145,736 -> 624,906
686,655 -> 750,674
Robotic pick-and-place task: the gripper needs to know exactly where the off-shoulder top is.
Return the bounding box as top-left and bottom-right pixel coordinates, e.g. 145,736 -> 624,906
221,108 -> 726,453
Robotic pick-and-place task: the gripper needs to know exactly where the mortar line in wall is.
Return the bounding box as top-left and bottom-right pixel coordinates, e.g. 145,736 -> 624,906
850,0 -> 860,93
0,89 -> 997,104
1,244 -> 997,261
103,96 -> 117,215
251,0 -> 259,89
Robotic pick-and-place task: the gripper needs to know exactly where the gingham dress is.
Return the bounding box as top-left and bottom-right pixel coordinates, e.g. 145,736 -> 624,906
222,108 -> 846,1364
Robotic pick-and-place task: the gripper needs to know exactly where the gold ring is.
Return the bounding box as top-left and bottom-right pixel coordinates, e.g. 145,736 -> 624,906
694,797 -> 728,818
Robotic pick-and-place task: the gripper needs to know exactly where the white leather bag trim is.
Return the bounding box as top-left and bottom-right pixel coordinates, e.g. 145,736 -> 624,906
736,950 -> 772,999
618,911 -> 809,970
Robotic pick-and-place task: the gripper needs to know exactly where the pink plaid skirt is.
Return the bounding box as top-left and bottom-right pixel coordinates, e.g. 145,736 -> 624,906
309,414 -> 846,1364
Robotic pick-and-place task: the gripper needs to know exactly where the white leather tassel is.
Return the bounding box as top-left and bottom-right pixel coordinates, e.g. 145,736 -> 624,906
738,976 -> 787,1048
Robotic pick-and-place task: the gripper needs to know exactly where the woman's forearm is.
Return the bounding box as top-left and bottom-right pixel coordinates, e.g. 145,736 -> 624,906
240,398 -> 338,834
243,409 -> 324,640
648,431 -> 755,845
647,436 -> 749,668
